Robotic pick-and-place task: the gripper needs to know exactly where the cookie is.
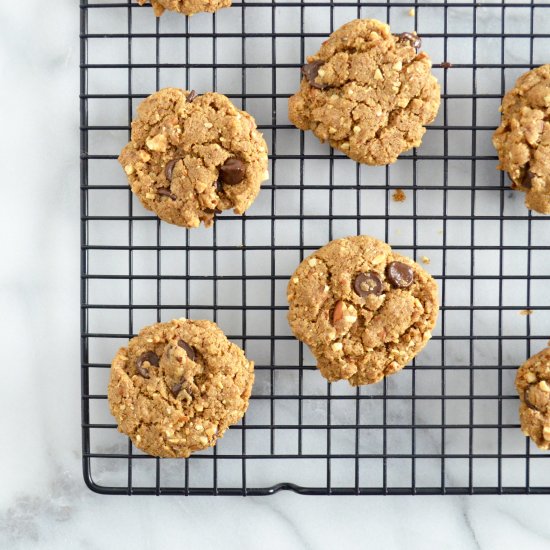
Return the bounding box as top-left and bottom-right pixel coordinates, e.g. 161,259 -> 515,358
288,19 -> 440,166
492,64 -> 550,214
108,318 -> 254,458
515,347 -> 550,450
287,235 -> 439,386
138,0 -> 231,17
119,88 -> 269,228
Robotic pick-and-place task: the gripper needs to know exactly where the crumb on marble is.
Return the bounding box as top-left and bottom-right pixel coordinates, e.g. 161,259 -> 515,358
520,309 -> 534,316
440,61 -> 453,68
392,189 -> 407,202
408,7 -> 415,16
421,256 -> 431,265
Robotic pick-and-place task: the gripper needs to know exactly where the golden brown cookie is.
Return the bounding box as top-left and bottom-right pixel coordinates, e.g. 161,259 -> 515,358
119,88 -> 269,228
108,319 -> 254,458
287,236 -> 439,386
493,64 -> 550,215
138,0 -> 230,17
515,347 -> 550,450
288,19 -> 440,166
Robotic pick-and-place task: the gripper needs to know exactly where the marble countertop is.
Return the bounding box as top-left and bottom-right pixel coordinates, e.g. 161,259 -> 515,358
1,1 -> 550,548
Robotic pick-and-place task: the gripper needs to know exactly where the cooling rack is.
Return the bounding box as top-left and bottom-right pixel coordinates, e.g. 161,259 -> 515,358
80,0 -> 550,495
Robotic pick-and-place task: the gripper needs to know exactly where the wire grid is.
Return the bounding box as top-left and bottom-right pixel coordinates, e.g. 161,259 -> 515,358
80,0 -> 550,495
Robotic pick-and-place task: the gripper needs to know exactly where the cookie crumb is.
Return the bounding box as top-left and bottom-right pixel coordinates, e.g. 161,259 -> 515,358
520,309 -> 534,316
408,7 -> 415,17
392,189 -> 407,202
421,256 -> 431,265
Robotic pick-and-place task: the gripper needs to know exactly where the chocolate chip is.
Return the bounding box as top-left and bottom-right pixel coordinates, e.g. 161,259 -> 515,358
440,61 -> 453,69
165,158 -> 182,181
397,32 -> 422,50
177,339 -> 196,362
386,261 -> 414,288
353,272 -> 383,298
135,351 -> 159,378
215,180 -> 223,193
219,158 -> 245,185
186,89 -> 198,103
157,188 -> 177,200
170,382 -> 183,397
301,60 -> 328,90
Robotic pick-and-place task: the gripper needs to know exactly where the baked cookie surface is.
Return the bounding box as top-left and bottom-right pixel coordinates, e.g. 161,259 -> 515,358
108,319 -> 254,458
287,235 -> 439,386
138,0 -> 231,17
288,19 -> 440,166
516,347 -> 550,450
119,88 -> 269,228
493,64 -> 550,214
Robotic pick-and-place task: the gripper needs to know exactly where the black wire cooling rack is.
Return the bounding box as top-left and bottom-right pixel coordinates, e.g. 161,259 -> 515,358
80,0 -> 550,495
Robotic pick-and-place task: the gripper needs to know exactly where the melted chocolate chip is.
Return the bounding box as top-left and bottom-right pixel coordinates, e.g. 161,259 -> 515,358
165,158 -> 182,181
187,89 -> 198,103
157,188 -> 177,200
301,60 -> 328,90
219,158 -> 245,185
386,261 -> 414,288
397,32 -> 422,50
177,339 -> 196,362
135,351 -> 159,378
204,208 -> 222,215
170,382 -> 183,397
353,272 -> 383,298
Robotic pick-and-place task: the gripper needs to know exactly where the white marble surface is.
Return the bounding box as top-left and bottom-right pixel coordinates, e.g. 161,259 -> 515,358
1,1 -> 550,548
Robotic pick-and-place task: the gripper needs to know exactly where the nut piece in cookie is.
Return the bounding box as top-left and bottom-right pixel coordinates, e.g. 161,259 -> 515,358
515,347 -> 550,450
119,88 -> 269,228
107,319 -> 254,458
138,0 -> 231,17
288,18 -> 441,166
287,235 -> 439,386
493,64 -> 550,215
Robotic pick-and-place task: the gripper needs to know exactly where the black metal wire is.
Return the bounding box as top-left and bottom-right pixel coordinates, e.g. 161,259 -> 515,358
81,0 -> 550,495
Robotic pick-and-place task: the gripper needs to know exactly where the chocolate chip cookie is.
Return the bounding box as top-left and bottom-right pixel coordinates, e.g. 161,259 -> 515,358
516,347 -> 550,450
138,0 -> 231,17
493,64 -> 550,214
108,318 -> 254,458
119,88 -> 269,228
287,235 -> 439,386
288,19 -> 440,166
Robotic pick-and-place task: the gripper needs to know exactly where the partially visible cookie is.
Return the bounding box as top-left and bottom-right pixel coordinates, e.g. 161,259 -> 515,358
516,347 -> 550,450
119,88 -> 269,228
287,235 -> 439,386
493,64 -> 550,214
108,319 -> 254,458
288,19 -> 440,166
138,0 -> 231,17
